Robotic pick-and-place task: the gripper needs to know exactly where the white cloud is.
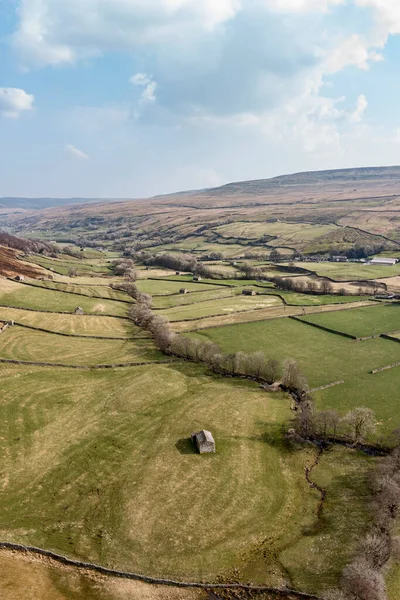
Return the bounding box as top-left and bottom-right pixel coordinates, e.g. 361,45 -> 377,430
66,144 -> 89,160
263,0 -> 344,13
350,94 -> 368,122
13,0 -> 241,66
0,87 -> 34,119
325,34 -> 384,73
130,73 -> 157,103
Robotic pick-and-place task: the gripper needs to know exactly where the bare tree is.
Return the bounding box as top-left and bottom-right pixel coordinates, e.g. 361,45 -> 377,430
343,407 -> 376,444
341,558 -> 386,600
320,279 -> 333,294
264,359 -> 282,384
68,267 -> 77,277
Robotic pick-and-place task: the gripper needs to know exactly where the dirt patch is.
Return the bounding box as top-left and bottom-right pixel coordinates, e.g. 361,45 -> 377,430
0,246 -> 43,279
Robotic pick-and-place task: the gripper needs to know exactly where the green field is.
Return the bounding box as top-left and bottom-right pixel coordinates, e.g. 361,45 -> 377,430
28,255 -> 112,275
292,261 -> 400,281
0,361 -> 375,593
160,293 -> 282,321
0,307 -> 136,338
192,317 -> 400,433
0,279 -> 128,316
135,279 -> 222,295
29,280 -> 133,302
0,327 -> 161,365
152,287 -> 239,309
300,303 -> 400,337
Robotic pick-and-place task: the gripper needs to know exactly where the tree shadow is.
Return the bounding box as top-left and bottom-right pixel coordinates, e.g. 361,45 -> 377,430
175,437 -> 197,454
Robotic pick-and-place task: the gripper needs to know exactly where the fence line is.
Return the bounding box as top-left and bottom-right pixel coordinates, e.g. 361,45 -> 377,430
0,542 -> 321,599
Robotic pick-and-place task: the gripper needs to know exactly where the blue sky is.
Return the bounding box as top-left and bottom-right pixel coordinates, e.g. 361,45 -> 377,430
1,0 -> 400,198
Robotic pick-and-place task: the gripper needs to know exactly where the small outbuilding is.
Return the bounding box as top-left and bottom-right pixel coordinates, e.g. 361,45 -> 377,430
242,289 -> 256,296
191,430 -> 216,454
176,271 -> 181,275
193,276 -> 202,282
180,288 -> 189,294
75,307 -> 84,315
370,257 -> 398,266
15,275 -> 25,282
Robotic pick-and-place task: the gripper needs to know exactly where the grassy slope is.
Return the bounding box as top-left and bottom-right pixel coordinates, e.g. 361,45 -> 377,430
0,326 -> 162,365
192,318 -> 400,433
0,551 -> 202,600
160,294 -> 282,321
0,307 -> 136,338
292,261 -> 400,281
0,361 -> 375,594
299,303 -> 400,337
0,279 -> 127,316
29,280 -> 133,302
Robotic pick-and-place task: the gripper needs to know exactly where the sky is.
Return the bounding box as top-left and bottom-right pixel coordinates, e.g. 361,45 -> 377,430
1,0 -> 400,198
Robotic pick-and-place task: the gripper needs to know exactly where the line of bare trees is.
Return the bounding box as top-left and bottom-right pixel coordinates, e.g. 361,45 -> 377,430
290,394 -> 377,447
324,446 -> 400,600
127,292 -> 311,395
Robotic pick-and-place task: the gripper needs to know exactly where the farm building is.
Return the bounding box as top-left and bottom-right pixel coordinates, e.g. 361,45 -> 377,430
75,307 -> 84,315
242,289 -> 256,296
193,276 -> 202,282
370,257 -> 398,266
15,275 -> 25,281
176,271 -> 181,275
331,256 -> 347,262
180,288 -> 188,294
191,430 -> 216,454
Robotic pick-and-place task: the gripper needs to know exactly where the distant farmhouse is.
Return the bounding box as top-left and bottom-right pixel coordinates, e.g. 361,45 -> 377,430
191,430 -> 216,454
242,289 -> 256,296
331,256 -> 347,262
370,257 -> 398,266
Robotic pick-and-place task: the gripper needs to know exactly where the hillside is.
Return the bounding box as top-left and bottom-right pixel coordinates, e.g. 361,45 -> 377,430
3,166 -> 400,258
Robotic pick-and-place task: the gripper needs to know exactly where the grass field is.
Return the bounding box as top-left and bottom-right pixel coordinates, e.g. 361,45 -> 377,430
29,280 -> 133,302
215,222 -> 338,250
28,256 -> 112,276
299,303 -> 400,337
0,327 -> 161,365
0,362 -> 376,593
0,551 -> 203,600
0,308 -> 136,338
292,261 -> 400,281
192,317 -> 400,433
0,279 -> 128,316
152,287 -> 238,309
135,279 -> 222,295
160,293 -> 282,321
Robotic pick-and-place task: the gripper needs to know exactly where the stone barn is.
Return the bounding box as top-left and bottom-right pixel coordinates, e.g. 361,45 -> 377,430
242,289 -> 256,296
176,271 -> 181,275
193,276 -> 202,282
75,307 -> 84,315
15,275 -> 25,282
191,430 -> 216,454
180,288 -> 188,294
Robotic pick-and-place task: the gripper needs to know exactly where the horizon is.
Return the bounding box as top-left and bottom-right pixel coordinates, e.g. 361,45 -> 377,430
2,163 -> 400,202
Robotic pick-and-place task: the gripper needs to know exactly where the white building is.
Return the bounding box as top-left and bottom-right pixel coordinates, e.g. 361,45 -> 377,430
370,257 -> 398,266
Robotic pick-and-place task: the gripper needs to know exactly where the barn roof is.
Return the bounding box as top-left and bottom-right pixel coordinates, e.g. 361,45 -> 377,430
193,430 -> 214,444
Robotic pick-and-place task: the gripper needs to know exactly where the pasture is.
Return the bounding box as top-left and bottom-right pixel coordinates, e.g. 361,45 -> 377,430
0,307 -> 136,338
299,302 -> 400,337
0,279 -> 127,316
292,261 -> 400,281
0,327 -> 162,365
30,280 -> 133,302
192,317 -> 400,433
0,362 -> 375,593
160,293 -> 282,322
135,279 -> 222,295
